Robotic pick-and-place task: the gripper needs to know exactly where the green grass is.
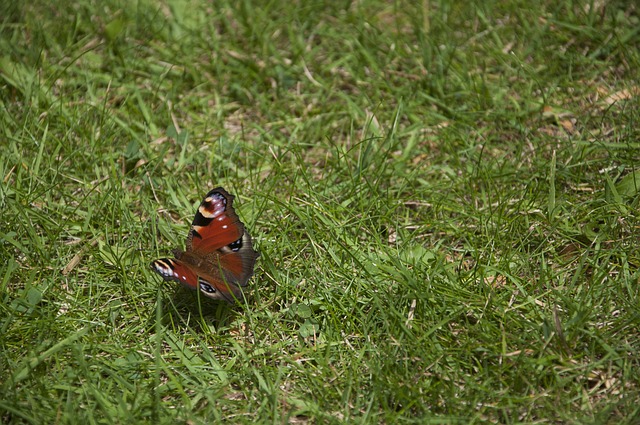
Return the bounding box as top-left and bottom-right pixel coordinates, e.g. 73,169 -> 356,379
1,0 -> 639,423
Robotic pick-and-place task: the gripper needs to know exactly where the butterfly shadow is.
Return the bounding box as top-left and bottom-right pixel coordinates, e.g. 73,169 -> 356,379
156,286 -> 245,333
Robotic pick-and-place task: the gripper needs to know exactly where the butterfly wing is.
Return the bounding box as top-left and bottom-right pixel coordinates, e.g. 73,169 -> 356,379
151,256 -> 245,303
151,188 -> 259,303
187,188 -> 244,253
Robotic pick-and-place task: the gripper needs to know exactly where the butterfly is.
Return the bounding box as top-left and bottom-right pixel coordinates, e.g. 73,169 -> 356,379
151,188 -> 259,303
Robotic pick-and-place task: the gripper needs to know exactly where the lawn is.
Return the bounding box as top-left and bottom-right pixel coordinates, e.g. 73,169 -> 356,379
1,0 -> 639,423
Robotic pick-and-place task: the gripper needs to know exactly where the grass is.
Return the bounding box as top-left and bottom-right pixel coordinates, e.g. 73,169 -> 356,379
1,0 -> 639,423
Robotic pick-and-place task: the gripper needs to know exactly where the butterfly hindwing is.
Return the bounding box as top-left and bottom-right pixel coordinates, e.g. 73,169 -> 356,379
150,187 -> 259,303
219,231 -> 259,287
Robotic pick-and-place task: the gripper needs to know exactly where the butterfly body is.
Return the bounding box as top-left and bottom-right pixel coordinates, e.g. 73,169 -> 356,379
151,188 -> 259,303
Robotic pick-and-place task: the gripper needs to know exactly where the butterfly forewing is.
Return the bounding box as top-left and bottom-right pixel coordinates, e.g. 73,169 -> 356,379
151,258 -> 199,290
188,189 -> 244,253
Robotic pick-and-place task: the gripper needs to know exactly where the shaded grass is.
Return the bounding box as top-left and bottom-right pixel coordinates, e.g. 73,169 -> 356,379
1,0 -> 640,423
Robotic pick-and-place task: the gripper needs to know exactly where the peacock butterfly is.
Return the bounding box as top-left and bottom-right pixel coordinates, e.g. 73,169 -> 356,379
151,188 -> 259,303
